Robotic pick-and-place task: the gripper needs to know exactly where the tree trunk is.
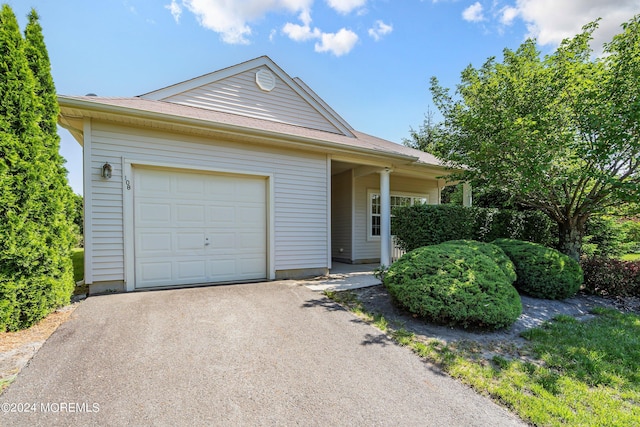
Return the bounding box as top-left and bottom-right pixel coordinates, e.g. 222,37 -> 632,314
558,218 -> 586,261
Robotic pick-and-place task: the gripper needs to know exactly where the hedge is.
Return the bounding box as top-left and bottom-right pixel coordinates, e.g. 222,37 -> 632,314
392,204 -> 556,252
581,257 -> 640,297
442,240 -> 517,284
493,239 -> 583,300
384,243 -> 522,329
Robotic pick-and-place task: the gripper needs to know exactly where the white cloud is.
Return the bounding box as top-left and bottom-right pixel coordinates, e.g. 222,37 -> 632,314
169,0 -> 365,55
282,10 -> 321,41
325,0 -> 367,15
299,8 -> 312,26
507,0 -> 638,50
463,2 -> 485,22
180,0 -> 313,44
165,0 -> 182,23
282,9 -> 359,55
315,28 -> 359,56
283,21 -> 322,41
500,6 -> 518,26
368,20 -> 393,41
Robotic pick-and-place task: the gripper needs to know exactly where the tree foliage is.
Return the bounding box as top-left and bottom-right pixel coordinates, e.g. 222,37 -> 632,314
425,17 -> 640,260
404,106 -> 441,154
0,6 -> 75,331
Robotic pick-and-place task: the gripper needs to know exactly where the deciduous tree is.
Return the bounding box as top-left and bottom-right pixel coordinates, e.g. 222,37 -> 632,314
426,17 -> 640,260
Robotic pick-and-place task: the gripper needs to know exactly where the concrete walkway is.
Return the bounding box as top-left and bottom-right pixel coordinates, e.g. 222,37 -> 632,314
301,262 -> 381,292
1,281 -> 524,426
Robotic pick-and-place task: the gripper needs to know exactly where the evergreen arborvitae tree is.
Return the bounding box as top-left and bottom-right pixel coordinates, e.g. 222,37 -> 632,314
0,5 -> 75,331
24,9 -> 75,309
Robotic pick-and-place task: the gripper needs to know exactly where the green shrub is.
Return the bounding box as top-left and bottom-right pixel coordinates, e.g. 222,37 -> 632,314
442,240 -> 517,283
493,239 -> 583,299
392,205 -> 556,252
384,244 -> 522,329
581,257 -> 640,297
473,208 -> 556,248
392,204 -> 475,251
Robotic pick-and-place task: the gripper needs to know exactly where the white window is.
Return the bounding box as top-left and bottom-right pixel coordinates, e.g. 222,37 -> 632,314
368,191 -> 428,239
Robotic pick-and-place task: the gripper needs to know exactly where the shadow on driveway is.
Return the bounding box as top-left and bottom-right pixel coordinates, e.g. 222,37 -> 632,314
2,281 -> 524,426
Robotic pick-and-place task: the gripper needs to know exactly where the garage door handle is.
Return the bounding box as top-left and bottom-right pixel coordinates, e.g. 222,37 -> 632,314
205,237 -> 210,246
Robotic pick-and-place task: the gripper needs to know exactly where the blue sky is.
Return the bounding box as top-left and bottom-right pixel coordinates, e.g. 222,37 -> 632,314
6,0 -> 639,194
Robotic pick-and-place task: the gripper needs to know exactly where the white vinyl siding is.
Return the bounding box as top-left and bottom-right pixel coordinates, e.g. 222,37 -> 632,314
87,122 -> 328,285
162,68 -> 343,135
353,174 -> 440,262
331,170 -> 353,261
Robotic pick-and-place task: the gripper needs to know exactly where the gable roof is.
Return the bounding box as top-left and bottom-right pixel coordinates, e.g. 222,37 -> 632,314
140,56 -> 354,137
57,56 -> 446,171
59,95 -> 440,164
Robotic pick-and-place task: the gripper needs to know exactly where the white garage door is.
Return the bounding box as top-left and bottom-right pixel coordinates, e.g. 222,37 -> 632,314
133,167 -> 267,288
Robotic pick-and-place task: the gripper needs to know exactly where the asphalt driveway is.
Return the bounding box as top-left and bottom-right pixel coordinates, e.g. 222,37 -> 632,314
1,281 -> 525,426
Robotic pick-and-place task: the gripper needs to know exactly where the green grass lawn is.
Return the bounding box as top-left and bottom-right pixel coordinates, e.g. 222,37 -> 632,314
71,248 -> 87,295
71,248 -> 84,282
621,253 -> 640,261
327,291 -> 640,427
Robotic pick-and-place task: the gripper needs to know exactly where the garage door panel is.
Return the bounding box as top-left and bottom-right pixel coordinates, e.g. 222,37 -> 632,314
176,233 -> 206,251
240,257 -> 267,275
176,174 -> 205,194
207,177 -> 235,199
209,259 -> 237,277
176,204 -> 206,225
138,232 -> 172,253
176,260 -> 207,280
138,170 -> 171,193
134,167 -> 267,289
238,206 -> 265,225
209,232 -> 236,250
209,206 -> 235,223
236,180 -> 266,202
137,203 -> 171,225
139,261 -> 173,283
240,232 -> 264,249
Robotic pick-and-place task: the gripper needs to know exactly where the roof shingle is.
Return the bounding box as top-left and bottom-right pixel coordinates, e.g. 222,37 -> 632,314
59,95 -> 444,168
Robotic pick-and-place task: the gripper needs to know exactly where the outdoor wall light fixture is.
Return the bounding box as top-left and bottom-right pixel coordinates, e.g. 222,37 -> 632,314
102,162 -> 112,179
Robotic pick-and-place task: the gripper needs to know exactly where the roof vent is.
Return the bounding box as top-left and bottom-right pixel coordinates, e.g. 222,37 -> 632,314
255,69 -> 276,92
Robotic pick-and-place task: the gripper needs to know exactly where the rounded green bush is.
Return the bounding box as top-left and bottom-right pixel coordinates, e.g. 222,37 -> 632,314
384,244 -> 522,329
442,240 -> 517,284
492,239 -> 583,300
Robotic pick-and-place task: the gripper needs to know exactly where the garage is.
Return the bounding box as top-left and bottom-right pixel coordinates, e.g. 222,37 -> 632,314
133,167 -> 267,288
60,56 -> 449,294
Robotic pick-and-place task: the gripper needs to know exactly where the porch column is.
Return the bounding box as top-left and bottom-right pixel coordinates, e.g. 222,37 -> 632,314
379,168 -> 391,267
462,182 -> 473,207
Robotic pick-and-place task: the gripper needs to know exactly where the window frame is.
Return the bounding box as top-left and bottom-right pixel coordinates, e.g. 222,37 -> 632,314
367,189 -> 429,241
